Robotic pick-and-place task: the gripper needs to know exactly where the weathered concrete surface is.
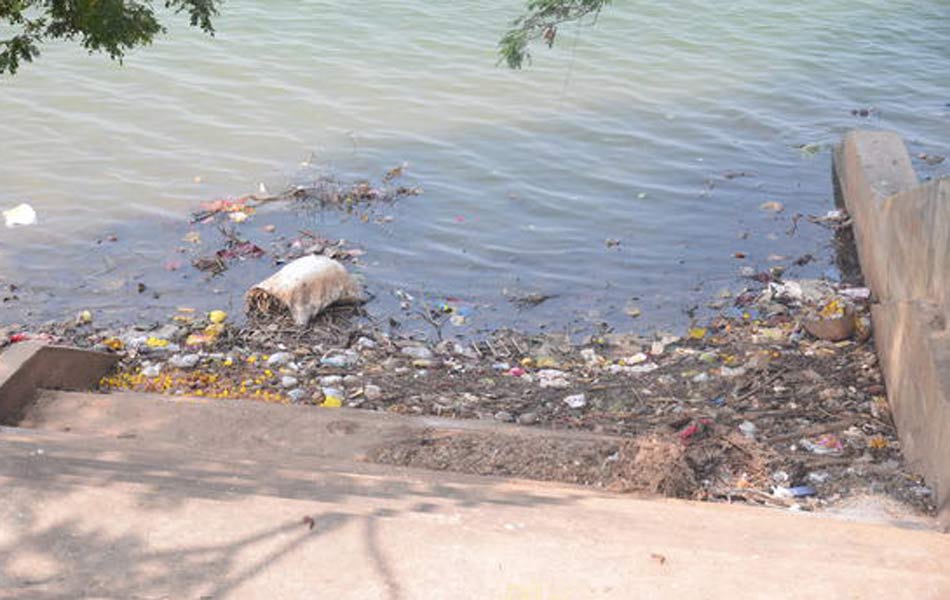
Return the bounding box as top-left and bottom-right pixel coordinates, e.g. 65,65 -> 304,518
0,342 -> 118,425
1,425 -> 949,599
19,389 -> 627,465
874,179 -> 950,312
872,302 -> 950,522
20,389 -> 939,531
834,130 -> 950,528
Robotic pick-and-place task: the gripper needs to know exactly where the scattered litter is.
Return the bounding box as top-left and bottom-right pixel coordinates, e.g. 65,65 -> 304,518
321,395 -> 343,408
840,287 -> 871,301
321,387 -> 344,407
538,369 -> 570,389
624,353 -> 648,365
773,485 -> 816,499
102,338 -> 124,351
141,363 -> 162,377
145,337 -> 170,349
759,201 -> 785,213
517,412 -> 539,425
765,279 -> 835,305
580,348 -> 601,366
738,421 -> 757,439
649,553 -> 667,565
402,346 -> 434,360
3,203 -> 37,228
321,351 -> 359,369
356,337 -> 377,351
790,486 -> 816,497
267,352 -> 292,367
678,422 -> 701,442
917,153 -> 945,166
563,393 -> 587,409
169,354 -> 200,369
208,310 -> 228,324
508,292 -> 555,308
720,365 -> 747,378
796,143 -> 823,156
801,434 -> 844,455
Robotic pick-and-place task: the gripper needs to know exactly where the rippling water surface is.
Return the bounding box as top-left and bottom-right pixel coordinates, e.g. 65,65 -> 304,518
1,1 -> 948,333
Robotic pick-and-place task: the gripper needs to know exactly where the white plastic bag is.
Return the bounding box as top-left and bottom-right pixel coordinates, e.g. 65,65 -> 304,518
3,203 -> 37,228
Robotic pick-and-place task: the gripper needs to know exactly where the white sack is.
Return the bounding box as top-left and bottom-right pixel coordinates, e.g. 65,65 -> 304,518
246,255 -> 362,326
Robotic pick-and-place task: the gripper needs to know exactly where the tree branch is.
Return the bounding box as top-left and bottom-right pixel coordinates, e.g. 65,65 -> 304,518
499,0 -> 611,69
1,0 -> 221,75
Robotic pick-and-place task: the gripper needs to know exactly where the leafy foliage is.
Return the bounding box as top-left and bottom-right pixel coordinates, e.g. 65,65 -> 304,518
0,0 -> 220,75
499,0 -> 611,69
2,1 -> 611,75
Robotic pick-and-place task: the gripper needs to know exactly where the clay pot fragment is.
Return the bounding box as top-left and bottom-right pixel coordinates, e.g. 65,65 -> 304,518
803,304 -> 856,342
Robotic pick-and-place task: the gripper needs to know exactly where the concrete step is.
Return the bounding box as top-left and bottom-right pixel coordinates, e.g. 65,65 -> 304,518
0,341 -> 118,425
17,389 -> 944,530
2,424 -> 949,599
19,389 -> 623,466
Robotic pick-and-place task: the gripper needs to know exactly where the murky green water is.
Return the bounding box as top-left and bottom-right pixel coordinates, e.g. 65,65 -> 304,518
1,1 -> 948,333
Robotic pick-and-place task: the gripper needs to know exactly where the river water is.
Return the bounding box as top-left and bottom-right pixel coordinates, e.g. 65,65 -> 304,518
1,1 -> 948,335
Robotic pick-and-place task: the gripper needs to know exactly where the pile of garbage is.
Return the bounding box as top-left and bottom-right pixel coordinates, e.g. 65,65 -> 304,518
4,261 -> 934,516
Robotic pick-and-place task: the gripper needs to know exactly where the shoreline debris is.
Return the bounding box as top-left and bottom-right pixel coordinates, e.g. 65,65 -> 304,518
10,270 -> 931,519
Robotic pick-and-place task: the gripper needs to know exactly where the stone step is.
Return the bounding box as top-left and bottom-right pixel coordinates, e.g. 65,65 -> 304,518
18,389 -> 620,466
2,425 -> 949,599
17,390 -> 944,531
